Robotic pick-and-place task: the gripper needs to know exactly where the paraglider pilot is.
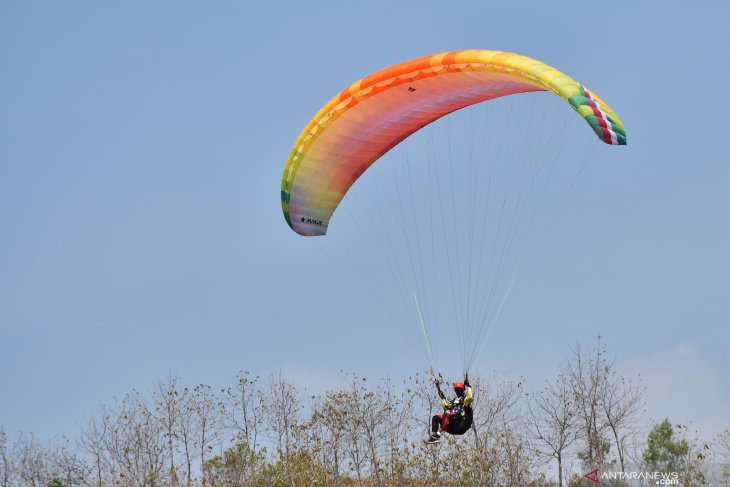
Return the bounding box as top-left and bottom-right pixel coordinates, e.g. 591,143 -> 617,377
426,375 -> 473,443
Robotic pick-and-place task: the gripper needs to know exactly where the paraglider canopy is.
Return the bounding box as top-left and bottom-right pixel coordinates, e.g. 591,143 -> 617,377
281,49 -> 626,237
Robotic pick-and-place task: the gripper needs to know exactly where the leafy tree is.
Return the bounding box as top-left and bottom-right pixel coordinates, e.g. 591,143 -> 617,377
203,441 -> 266,486
643,420 -> 707,487
643,419 -> 689,473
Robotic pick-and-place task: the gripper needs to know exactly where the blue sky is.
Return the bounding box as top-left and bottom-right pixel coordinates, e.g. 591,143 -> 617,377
1,1 -> 729,439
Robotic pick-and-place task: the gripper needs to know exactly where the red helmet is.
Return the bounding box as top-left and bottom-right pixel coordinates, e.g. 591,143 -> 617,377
453,382 -> 465,390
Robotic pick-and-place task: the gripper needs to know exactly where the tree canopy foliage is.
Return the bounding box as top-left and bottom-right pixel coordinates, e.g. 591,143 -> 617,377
1,341 -> 727,487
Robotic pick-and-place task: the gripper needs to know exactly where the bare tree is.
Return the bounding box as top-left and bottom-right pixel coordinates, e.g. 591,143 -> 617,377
265,372 -> 302,473
525,372 -> 579,487
565,337 -> 646,476
339,382 -> 368,485
150,375 -> 183,486
312,392 -> 348,484
379,378 -> 412,483
409,372 -> 444,480
471,373 -> 524,449
110,391 -> 169,487
227,371 -> 264,451
355,377 -> 387,486
79,404 -> 122,487
600,370 -> 645,473
566,339 -> 611,469
0,427 -> 11,487
720,428 -> 730,458
716,429 -> 730,485
175,387 -> 196,487
189,383 -> 224,485
491,428 -> 538,487
53,435 -> 89,486
13,432 -> 56,487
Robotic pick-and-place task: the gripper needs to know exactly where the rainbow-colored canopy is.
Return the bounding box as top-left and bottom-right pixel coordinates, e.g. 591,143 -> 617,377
281,49 -> 626,236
